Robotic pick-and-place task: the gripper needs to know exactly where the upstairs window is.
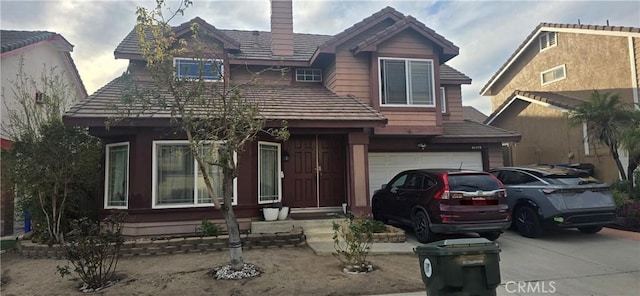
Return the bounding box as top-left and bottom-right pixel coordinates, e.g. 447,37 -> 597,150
174,58 -> 223,81
541,64 -> 566,85
440,87 -> 447,113
296,68 -> 322,82
379,58 -> 435,106
539,32 -> 557,51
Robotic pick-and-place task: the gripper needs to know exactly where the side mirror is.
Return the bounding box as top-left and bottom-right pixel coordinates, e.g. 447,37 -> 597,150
390,187 -> 397,194
381,184 -> 387,189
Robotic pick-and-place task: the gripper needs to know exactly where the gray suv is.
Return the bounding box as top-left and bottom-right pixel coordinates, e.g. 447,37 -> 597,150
489,166 -> 616,238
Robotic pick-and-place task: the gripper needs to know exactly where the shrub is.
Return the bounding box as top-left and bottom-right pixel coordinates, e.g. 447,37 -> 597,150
621,201 -> 640,228
198,219 -> 223,237
613,190 -> 631,214
56,212 -> 126,291
332,214 -> 376,273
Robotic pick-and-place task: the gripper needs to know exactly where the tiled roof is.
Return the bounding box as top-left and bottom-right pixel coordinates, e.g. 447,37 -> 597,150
64,77 -> 386,124
480,22 -> 640,96
485,90 -> 585,124
440,64 -> 471,84
435,120 -> 521,142
462,106 -> 487,122
316,6 -> 405,51
114,26 -> 332,61
351,16 -> 458,62
1,30 -> 56,53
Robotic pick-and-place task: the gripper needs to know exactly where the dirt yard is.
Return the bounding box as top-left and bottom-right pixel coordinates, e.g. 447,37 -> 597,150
0,246 -> 424,295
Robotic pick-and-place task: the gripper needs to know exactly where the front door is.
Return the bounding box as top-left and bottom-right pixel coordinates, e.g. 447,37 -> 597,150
283,135 -> 346,208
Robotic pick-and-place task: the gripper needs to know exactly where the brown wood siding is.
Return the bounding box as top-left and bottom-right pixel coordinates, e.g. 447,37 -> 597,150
230,65 -> 291,85
487,144 -> 504,169
377,30 -> 435,56
324,59 -> 337,90
332,50 -> 371,105
383,111 -> 436,126
634,37 -> 640,96
443,85 -> 464,121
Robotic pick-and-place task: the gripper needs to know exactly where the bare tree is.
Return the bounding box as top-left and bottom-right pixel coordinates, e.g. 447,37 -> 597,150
113,0 -> 288,271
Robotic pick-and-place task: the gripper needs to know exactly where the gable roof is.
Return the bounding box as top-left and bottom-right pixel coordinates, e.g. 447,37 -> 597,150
485,90 -> 584,124
1,30 -> 72,53
173,17 -> 240,50
1,30 -> 87,97
462,106 -> 487,122
64,77 -> 387,128
350,15 -> 459,62
480,23 -> 640,96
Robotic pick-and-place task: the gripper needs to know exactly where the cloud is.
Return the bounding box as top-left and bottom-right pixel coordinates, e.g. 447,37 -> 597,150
1,0 -> 639,113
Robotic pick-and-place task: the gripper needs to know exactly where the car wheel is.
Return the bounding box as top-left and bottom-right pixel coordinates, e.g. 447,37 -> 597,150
578,226 -> 603,234
479,231 -> 501,241
412,211 -> 433,243
514,206 -> 543,238
371,200 -> 388,224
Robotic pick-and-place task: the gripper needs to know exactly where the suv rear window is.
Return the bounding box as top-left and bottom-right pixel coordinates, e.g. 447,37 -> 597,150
448,174 -> 503,191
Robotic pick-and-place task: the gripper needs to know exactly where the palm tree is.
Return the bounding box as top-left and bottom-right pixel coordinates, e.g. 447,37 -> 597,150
569,91 -> 634,182
619,108 -> 640,189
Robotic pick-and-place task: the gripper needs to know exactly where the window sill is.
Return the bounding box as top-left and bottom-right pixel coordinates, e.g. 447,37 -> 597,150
380,106 -> 437,112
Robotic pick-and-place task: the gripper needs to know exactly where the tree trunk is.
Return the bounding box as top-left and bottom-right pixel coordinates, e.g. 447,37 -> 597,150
628,157 -> 638,192
222,166 -> 244,270
610,144 -> 628,181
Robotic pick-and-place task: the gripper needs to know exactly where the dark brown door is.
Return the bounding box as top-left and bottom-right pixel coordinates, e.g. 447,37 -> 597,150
283,135 -> 346,208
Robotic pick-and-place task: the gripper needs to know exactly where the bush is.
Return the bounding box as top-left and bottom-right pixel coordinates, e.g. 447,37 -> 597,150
613,190 -> 631,214
332,214 -> 377,273
198,219 -> 222,237
56,212 -> 126,291
621,201 -> 640,228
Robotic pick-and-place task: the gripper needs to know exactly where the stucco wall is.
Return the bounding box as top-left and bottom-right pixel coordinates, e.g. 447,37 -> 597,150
490,32 -> 635,110
1,41 -> 83,139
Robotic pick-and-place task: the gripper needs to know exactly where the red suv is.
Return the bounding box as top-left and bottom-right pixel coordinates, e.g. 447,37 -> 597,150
371,169 -> 511,243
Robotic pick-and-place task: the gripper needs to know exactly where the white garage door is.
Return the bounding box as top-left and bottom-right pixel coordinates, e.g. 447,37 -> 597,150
368,152 -> 483,197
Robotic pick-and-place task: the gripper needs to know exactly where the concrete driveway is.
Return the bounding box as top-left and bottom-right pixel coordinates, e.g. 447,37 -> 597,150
402,228 -> 640,295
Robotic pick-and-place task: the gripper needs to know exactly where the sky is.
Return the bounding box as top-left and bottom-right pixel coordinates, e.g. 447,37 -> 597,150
1,0 -> 639,115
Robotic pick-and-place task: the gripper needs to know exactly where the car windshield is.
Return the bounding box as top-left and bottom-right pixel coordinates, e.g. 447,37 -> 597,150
542,175 -> 603,185
448,174 -> 502,191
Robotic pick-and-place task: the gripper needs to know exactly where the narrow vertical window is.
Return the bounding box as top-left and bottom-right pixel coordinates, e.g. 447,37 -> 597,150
258,142 -> 281,204
440,87 -> 447,113
105,143 -> 129,209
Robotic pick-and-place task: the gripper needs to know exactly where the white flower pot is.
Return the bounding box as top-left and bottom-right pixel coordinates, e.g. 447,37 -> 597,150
263,208 -> 279,221
278,206 -> 289,220
342,203 -> 348,214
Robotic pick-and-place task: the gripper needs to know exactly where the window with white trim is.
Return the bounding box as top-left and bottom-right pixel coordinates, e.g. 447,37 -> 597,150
440,87 -> 447,113
541,65 -> 566,85
174,58 -> 223,81
105,142 -> 129,209
152,141 -> 236,208
539,32 -> 557,51
296,68 -> 322,82
258,142 -> 282,204
379,58 -> 435,106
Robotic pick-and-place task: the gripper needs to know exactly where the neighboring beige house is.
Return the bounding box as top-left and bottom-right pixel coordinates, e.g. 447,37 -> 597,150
0,30 -> 87,235
482,23 -> 640,183
64,1 -> 520,236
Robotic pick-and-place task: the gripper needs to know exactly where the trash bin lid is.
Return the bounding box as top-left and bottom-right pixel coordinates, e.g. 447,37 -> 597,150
415,238 -> 500,255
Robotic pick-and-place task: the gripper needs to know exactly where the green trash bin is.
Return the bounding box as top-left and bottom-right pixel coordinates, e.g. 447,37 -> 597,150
414,238 -> 501,296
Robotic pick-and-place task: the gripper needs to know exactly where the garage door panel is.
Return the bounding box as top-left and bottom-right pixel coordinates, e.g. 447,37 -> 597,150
368,152 -> 482,197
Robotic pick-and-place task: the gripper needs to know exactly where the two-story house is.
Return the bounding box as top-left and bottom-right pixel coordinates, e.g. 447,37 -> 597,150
1,30 -> 87,235
64,1 -> 520,236
481,23 -> 640,184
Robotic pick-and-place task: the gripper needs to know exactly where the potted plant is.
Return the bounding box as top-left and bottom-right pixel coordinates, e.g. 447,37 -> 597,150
278,204 -> 289,220
262,202 -> 281,221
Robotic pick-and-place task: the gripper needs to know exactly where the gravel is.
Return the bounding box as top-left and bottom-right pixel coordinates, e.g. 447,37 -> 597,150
209,263 -> 262,280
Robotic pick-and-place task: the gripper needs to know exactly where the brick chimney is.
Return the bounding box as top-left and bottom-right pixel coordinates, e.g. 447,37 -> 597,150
270,0 -> 294,56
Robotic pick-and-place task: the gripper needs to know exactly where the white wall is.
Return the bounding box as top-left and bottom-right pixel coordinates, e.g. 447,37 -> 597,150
1,40 -> 84,139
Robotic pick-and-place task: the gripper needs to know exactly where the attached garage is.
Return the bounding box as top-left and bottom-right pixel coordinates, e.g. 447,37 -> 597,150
368,152 -> 483,197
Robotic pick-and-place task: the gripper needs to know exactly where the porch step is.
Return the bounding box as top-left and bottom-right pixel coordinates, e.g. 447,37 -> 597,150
250,217 -> 346,242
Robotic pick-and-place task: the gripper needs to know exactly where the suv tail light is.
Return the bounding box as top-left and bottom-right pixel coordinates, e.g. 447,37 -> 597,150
434,173 -> 450,200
